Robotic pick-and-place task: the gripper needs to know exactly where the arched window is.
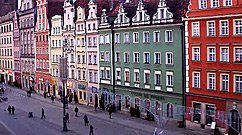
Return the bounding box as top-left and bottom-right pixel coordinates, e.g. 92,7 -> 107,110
155,101 -> 161,115
144,99 -> 150,113
167,103 -> 173,118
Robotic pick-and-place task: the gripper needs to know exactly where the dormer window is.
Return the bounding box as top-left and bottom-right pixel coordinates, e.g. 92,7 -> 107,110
79,13 -> 82,19
139,12 -> 143,21
160,9 -> 164,19
91,12 -> 93,18
120,15 -> 123,23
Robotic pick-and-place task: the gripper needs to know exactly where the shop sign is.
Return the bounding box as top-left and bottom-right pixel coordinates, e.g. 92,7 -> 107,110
92,86 -> 98,93
78,84 -> 86,90
8,71 -> 13,75
39,78 -> 44,82
130,91 -> 165,101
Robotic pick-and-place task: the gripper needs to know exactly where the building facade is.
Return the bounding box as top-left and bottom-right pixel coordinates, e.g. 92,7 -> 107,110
185,0 -> 242,133
19,0 -> 36,91
13,11 -> 21,87
0,12 -> 15,85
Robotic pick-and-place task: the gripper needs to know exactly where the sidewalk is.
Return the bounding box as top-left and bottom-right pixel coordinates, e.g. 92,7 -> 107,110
5,85 -> 211,135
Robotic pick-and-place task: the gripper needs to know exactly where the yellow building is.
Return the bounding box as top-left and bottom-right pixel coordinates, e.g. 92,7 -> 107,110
50,15 -> 63,97
76,6 -> 87,104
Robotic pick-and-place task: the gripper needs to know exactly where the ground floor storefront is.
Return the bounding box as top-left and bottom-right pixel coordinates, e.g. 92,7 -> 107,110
186,94 -> 242,134
14,71 -> 21,88
35,72 -> 52,95
21,72 -> 35,91
50,77 -> 59,97
77,82 -> 88,105
0,69 -> 15,85
99,84 -> 114,110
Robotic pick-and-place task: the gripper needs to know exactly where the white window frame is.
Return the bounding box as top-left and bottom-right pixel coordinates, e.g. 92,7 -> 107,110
105,51 -> 110,62
143,52 -> 150,64
106,69 -> 110,79
154,52 -> 161,64
116,68 -> 121,81
166,71 -> 173,87
124,51 -> 129,63
207,73 -> 216,90
124,68 -> 130,82
115,33 -> 120,44
165,30 -> 173,43
155,71 -> 162,86
134,69 -> 140,83
207,47 -> 216,62
123,32 -> 129,43
143,31 -> 150,43
115,51 -> 120,62
193,72 -> 200,88
144,70 -> 151,84
207,21 -> 216,36
220,47 -> 229,62
100,35 -> 104,44
192,47 -> 200,61
154,31 -> 161,43
133,52 -> 140,63
220,20 -> 229,36
234,19 -> 242,35
199,0 -> 207,9
211,0 -> 219,8
234,47 -> 242,62
166,52 -> 173,65
234,75 -> 242,93
105,34 -> 110,44
192,22 -> 200,37
133,32 -> 139,43
223,0 -> 232,6
220,74 -> 229,92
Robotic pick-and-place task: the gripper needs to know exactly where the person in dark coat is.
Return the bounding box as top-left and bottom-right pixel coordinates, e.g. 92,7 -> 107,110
83,115 -> 89,126
44,92 -> 46,98
75,106 -> 78,117
41,108 -> 46,119
108,107 -> 112,119
66,112 -> 70,123
7,105 -> 11,115
89,125 -> 94,135
11,106 -> 15,115
51,96 -> 54,103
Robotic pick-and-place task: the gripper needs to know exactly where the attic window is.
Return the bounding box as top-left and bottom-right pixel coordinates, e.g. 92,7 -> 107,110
120,15 -> 123,23
93,7 -> 95,9
160,9 -> 164,19
139,12 -> 143,21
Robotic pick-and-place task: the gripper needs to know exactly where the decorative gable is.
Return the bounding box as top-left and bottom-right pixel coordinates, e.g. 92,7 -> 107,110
99,9 -> 110,28
114,3 -> 130,27
132,0 -> 150,25
153,0 -> 173,24
77,6 -> 85,22
87,0 -> 97,19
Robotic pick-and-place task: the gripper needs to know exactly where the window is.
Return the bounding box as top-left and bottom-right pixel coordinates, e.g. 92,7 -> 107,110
143,32 -> 150,43
78,70 -> 81,80
234,20 -> 242,35
88,37 -> 91,46
193,48 -> 200,61
105,52 -> 110,62
89,55 -> 92,64
207,21 -> 215,36
106,70 -> 110,79
134,71 -> 140,83
116,52 -> 120,62
46,48 -> 48,55
83,71 -> 85,80
101,69 -> 105,79
223,0 -> 232,6
71,54 -> 74,62
133,52 -> 139,63
105,35 -> 110,44
208,73 -> 216,90
100,35 -> 104,44
72,70 -> 75,79
77,38 -> 80,46
59,40 -> 61,47
133,32 -> 139,43
81,38 -> 85,46
82,55 -> 85,64
53,55 -> 55,62
166,72 -> 173,87
120,15 -> 123,23
165,30 -> 173,42
71,39 -> 74,46
192,22 -> 200,36
43,60 -> 45,69
221,74 -> 229,92
93,37 -> 96,46
155,73 -> 161,86
94,55 -> 97,64
124,33 -> 129,43
235,48 -> 242,62
144,52 -> 150,64
235,76 -> 242,93
93,23 -> 96,30
125,71 -> 130,82
124,52 -> 129,63
116,70 -> 121,81
52,40 -> 55,47
155,53 -> 161,64
94,72 -> 97,82
211,0 -> 219,7
77,55 -> 81,63
115,33 -> 120,44
88,24 -> 91,30
200,0 -> 207,9
144,73 -> 150,84
43,48 -> 45,55
221,48 -> 229,62
193,72 -> 200,88
100,52 -> 105,62
154,31 -> 160,42
166,52 -> 173,65
89,72 -> 93,82
220,20 -> 228,35
208,48 -> 216,62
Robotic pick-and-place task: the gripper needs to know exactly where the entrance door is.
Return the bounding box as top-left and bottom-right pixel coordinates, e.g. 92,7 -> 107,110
229,110 -> 241,135
1,74 -> 4,83
193,102 -> 201,123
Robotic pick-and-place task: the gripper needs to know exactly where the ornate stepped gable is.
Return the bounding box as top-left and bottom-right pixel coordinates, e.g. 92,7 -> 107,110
114,3 -> 130,27
153,0 -> 173,24
99,9 -> 110,28
132,0 -> 150,25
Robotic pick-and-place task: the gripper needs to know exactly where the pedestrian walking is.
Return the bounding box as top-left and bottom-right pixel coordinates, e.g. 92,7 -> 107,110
41,108 -> 46,119
89,125 -> 94,135
51,96 -> 54,103
75,106 -> 78,117
83,114 -> 89,126
108,107 -> 112,119
43,92 -> 46,98
7,105 -> 11,115
66,112 -> 70,123
11,106 -> 15,115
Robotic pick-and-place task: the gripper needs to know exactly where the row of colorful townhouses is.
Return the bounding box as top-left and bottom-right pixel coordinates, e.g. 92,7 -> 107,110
0,0 -> 242,132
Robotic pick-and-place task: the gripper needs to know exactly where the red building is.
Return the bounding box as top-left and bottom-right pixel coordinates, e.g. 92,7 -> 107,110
185,0 -> 242,133
35,0 -> 51,94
